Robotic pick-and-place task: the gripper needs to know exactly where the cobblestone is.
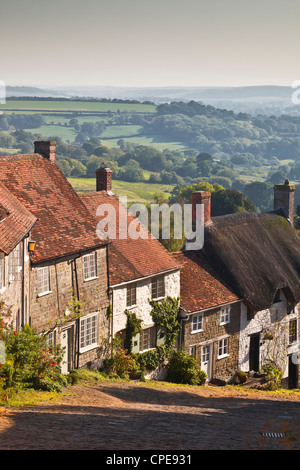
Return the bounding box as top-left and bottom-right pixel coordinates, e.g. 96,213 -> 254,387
0,381 -> 300,451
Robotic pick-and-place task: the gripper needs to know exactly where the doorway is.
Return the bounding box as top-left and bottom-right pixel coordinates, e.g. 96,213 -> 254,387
288,354 -> 299,389
61,326 -> 74,374
201,344 -> 212,380
249,333 -> 260,372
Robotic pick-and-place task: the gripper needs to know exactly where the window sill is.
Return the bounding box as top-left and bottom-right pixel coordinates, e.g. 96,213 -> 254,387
191,329 -> 203,334
220,321 -> 230,326
80,343 -> 98,354
37,290 -> 52,298
84,276 -> 99,282
126,304 -> 138,310
217,353 -> 229,360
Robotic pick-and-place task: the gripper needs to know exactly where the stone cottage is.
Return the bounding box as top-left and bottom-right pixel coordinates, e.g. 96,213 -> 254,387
185,184 -> 300,388
81,165 -> 181,354
0,142 -> 110,373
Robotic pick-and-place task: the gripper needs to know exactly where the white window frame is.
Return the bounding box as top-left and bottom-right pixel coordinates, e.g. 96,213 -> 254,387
126,282 -> 137,307
37,266 -> 51,296
191,313 -> 203,333
83,252 -> 97,280
0,257 -> 5,290
218,337 -> 229,358
151,275 -> 165,299
80,312 -> 98,352
139,326 -> 156,352
220,305 -> 231,325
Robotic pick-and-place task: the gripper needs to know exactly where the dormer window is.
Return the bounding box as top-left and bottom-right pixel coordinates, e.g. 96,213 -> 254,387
273,290 -> 281,304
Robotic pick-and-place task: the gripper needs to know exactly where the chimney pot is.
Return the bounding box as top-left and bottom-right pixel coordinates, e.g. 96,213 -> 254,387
95,164 -> 113,192
34,141 -> 56,163
191,191 -> 211,225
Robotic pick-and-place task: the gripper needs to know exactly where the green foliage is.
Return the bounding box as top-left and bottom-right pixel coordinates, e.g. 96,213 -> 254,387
261,361 -> 282,390
149,296 -> 180,349
167,349 -> 207,385
0,324 -> 66,392
103,342 -> 136,379
124,310 -> 142,353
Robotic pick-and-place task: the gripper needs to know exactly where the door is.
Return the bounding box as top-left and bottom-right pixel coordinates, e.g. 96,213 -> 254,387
201,344 -> 212,379
61,326 -> 74,374
249,333 -> 260,372
288,354 -> 298,389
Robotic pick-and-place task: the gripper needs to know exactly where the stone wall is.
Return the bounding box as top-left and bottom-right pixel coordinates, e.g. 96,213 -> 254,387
182,301 -> 241,383
239,290 -> 299,386
29,246 -> 110,368
111,269 -> 181,336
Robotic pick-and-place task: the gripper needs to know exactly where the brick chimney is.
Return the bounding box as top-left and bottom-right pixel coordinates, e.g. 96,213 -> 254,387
34,141 -> 56,163
191,191 -> 211,225
95,163 -> 113,192
274,179 -> 295,227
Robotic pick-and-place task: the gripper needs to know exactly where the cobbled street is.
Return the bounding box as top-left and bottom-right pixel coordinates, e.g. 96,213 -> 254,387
0,381 -> 300,452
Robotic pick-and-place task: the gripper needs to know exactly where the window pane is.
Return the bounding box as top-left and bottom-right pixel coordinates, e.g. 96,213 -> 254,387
0,258 -> 4,289
80,314 -> 98,349
83,253 -> 97,279
38,267 -> 50,294
127,283 -> 136,306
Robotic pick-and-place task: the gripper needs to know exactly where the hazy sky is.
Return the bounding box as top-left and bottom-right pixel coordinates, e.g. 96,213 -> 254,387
1,0 -> 300,88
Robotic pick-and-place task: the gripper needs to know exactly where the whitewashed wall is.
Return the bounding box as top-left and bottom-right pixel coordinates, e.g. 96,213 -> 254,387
111,269 -> 180,336
239,289 -> 299,380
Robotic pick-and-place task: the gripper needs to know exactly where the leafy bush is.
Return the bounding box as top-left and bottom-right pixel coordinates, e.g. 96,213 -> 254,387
0,325 -> 66,392
103,346 -> 136,379
261,361 -> 282,390
167,349 -> 207,385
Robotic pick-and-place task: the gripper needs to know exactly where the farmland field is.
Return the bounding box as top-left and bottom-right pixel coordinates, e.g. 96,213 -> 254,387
1,99 -> 156,113
68,178 -> 174,204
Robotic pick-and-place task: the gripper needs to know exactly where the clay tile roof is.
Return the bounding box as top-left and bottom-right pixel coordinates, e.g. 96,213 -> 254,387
81,191 -> 181,285
0,182 -> 37,254
172,250 -> 240,313
0,154 -> 108,263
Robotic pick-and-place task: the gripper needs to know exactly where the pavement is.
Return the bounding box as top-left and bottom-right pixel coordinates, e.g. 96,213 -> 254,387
0,380 -> 300,452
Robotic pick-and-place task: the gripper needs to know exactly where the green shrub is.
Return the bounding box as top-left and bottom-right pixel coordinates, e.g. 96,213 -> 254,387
261,361 -> 282,390
1,325 -> 66,392
167,349 -> 207,385
103,346 -> 136,379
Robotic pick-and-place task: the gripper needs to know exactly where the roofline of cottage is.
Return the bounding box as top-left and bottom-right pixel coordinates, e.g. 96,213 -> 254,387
109,265 -> 182,289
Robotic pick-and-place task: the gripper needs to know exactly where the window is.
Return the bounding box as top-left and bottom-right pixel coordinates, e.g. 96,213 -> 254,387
83,252 -> 97,280
139,327 -> 156,351
220,306 -> 230,324
190,345 -> 197,357
38,266 -> 50,295
47,330 -> 57,347
126,283 -> 137,307
192,314 -> 203,332
289,319 -> 297,344
80,313 -> 98,351
218,337 -> 229,357
273,290 -> 281,304
151,276 -> 165,299
8,251 -> 14,281
0,258 -> 4,289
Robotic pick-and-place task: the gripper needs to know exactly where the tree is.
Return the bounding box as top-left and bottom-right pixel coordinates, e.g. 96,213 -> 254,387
243,181 -> 273,213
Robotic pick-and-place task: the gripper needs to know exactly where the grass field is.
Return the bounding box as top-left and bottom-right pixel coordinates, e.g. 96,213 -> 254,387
68,177 -> 174,203
1,99 -> 156,113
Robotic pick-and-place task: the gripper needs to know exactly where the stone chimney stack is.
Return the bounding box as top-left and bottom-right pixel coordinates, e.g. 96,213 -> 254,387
34,141 -> 56,164
274,179 -> 295,226
191,191 -> 211,225
95,163 -> 113,192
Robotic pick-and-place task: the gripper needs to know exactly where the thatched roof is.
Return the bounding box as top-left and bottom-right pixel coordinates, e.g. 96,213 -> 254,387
200,212 -> 300,311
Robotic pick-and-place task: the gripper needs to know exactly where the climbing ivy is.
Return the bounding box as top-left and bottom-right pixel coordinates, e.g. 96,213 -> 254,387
124,309 -> 142,353
127,297 -> 181,372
